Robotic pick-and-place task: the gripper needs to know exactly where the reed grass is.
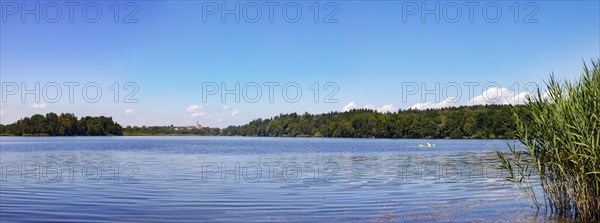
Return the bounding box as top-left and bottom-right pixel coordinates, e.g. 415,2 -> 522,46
497,60 -> 600,220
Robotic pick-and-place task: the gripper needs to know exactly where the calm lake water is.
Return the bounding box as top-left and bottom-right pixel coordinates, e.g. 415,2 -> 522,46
0,137 -> 552,222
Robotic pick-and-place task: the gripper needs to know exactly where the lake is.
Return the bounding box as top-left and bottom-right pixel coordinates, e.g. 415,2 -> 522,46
0,137 -> 552,222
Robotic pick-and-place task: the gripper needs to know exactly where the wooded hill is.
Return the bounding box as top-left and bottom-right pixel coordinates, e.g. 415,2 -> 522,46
0,113 -> 123,136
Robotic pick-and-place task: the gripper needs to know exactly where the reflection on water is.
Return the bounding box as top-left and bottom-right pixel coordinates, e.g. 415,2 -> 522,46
0,137 -> 553,222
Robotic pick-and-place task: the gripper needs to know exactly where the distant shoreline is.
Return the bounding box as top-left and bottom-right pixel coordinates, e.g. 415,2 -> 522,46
0,134 -> 515,140
1,104 -> 522,139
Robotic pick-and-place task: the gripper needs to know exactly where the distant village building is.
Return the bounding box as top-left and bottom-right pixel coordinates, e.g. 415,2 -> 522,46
184,121 -> 203,129
172,122 -> 204,131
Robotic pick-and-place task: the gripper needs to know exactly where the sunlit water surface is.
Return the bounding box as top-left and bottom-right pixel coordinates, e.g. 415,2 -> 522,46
1,137 -> 555,222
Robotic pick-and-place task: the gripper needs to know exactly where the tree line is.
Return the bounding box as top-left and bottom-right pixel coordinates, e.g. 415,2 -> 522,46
0,105 -> 525,138
124,104 -> 525,139
123,125 -> 221,136
0,113 -> 123,136
221,105 -> 526,139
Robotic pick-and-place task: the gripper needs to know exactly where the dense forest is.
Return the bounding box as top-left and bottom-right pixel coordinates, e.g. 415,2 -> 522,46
0,113 -> 123,136
221,105 -> 525,139
123,105 -> 525,139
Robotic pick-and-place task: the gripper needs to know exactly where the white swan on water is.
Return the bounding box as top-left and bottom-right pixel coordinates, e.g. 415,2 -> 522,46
418,142 -> 435,147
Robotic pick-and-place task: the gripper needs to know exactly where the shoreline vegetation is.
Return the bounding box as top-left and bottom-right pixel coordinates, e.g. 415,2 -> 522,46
0,105 -> 524,139
497,60 -> 599,220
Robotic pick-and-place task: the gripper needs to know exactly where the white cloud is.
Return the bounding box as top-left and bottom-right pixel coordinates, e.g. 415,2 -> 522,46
186,105 -> 201,113
407,87 -> 534,110
223,105 -> 230,110
408,97 -> 458,110
341,101 -> 357,112
513,92 -> 532,104
363,104 -> 376,110
467,87 -> 530,105
344,102 -> 397,113
378,104 -> 397,113
191,112 -> 207,118
29,103 -> 47,109
125,108 -> 136,115
230,110 -> 239,117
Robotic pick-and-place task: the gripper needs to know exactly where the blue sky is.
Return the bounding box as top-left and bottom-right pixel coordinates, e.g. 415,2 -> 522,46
1,1 -> 599,127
